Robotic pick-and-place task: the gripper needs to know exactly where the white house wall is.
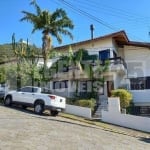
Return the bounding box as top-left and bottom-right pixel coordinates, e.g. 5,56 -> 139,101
86,38 -> 116,57
72,37 -> 114,51
49,81 -> 77,98
37,58 -> 59,68
61,37 -> 117,57
124,45 -> 150,77
113,73 -> 125,89
112,38 -> 119,54
102,98 -> 150,133
124,45 -> 150,105
118,47 -> 125,59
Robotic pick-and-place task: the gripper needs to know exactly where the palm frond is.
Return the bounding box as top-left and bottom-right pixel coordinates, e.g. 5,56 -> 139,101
51,30 -> 62,44
82,62 -> 93,78
30,0 -> 41,15
51,8 -> 67,21
58,29 -> 73,40
74,49 -> 83,62
20,11 -> 36,22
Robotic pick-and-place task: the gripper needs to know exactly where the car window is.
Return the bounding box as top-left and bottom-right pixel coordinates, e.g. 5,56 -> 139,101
20,87 -> 30,92
20,87 -> 38,93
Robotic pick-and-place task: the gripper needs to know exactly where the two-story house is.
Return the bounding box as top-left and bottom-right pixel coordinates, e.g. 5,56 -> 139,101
45,30 -> 150,114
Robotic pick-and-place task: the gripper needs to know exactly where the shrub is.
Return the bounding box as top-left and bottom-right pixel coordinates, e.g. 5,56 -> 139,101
66,98 -> 96,112
66,97 -> 77,105
74,99 -> 96,112
111,89 -> 132,108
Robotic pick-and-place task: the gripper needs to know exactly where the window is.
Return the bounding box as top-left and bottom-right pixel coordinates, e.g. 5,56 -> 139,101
20,87 -> 38,92
99,49 -> 110,61
53,80 -> 68,89
130,76 -> 150,90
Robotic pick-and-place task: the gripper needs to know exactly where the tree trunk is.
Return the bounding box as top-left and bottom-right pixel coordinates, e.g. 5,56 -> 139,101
42,31 -> 51,67
42,31 -> 51,79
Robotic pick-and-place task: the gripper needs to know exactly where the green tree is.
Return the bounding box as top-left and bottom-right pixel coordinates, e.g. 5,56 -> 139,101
11,34 -> 42,89
0,66 -> 6,83
20,0 -> 74,67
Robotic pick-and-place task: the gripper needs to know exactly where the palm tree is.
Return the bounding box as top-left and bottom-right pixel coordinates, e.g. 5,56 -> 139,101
20,0 -> 74,67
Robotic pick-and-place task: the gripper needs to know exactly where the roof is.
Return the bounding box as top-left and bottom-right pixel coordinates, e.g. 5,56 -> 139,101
125,41 -> 150,48
54,30 -> 129,50
54,30 -> 150,50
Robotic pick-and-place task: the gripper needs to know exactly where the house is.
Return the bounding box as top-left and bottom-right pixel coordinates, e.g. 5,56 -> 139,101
46,30 -> 150,115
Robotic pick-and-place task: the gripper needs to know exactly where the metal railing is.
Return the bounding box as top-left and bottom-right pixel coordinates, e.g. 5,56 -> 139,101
108,57 -> 127,69
59,56 -> 127,73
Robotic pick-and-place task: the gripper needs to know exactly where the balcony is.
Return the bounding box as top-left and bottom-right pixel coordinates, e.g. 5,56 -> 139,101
52,56 -> 127,80
108,57 -> 127,74
53,66 -> 88,80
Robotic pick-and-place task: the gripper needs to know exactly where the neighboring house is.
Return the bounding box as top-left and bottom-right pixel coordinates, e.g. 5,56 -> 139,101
41,30 -> 150,115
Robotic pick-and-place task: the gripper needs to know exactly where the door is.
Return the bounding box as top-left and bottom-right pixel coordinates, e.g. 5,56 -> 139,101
18,87 -> 35,104
107,81 -> 114,97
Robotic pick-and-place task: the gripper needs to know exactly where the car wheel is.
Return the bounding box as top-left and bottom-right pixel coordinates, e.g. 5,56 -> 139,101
34,102 -> 44,115
51,110 -> 59,116
4,96 -> 12,106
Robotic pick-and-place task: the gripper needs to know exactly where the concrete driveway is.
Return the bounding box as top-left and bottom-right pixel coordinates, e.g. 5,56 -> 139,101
0,105 -> 149,150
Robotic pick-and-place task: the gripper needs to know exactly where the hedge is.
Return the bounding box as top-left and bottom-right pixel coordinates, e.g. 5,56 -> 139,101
111,89 -> 132,108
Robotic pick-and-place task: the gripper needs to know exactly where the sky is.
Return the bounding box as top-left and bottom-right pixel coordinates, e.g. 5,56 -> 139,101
1,0 -> 150,48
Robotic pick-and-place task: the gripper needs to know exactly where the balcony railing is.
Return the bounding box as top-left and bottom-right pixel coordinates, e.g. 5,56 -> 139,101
108,57 -> 127,69
54,56 -> 127,77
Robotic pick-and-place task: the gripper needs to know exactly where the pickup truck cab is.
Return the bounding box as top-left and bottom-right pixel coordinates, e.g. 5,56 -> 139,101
4,86 -> 66,116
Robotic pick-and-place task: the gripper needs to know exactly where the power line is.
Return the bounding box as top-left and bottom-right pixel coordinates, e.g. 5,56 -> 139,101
52,0 -> 149,42
71,0 -> 150,22
57,0 -> 118,31
67,0 -> 150,26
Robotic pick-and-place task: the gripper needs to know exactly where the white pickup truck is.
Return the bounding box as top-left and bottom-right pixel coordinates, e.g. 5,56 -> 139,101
4,86 -> 66,116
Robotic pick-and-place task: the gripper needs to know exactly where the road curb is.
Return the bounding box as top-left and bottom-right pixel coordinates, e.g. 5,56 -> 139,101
60,113 -> 150,138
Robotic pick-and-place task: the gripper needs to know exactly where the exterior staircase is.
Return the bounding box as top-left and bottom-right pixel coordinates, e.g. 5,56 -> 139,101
92,95 -> 108,118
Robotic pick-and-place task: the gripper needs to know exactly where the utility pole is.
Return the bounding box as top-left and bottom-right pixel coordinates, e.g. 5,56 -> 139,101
90,24 -> 94,40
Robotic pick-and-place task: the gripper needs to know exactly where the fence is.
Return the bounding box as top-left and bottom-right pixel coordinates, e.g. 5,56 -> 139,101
64,104 -> 92,119
102,97 -> 150,133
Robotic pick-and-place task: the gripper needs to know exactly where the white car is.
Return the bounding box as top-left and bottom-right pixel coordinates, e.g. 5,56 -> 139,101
4,86 -> 66,116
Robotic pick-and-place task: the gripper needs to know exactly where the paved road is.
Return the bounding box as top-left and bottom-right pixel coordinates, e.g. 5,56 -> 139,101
0,105 -> 149,150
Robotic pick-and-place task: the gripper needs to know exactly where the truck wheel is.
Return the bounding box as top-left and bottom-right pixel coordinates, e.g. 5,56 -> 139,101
34,102 -> 44,115
4,96 -> 12,106
51,110 -> 59,116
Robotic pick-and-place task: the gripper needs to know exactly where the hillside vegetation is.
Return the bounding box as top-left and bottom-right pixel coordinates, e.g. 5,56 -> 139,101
0,44 -> 15,63
0,43 -> 41,64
